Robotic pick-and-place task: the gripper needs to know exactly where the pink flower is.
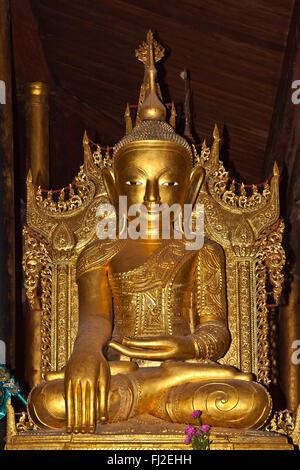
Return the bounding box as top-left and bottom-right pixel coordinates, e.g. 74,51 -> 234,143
190,410 -> 202,419
184,425 -> 196,436
184,436 -> 191,445
201,424 -> 210,433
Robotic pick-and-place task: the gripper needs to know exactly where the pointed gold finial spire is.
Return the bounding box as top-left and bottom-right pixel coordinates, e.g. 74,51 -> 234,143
240,182 -> 246,196
105,146 -> 111,165
230,179 -> 236,192
83,129 -> 89,146
211,123 -> 221,163
169,102 -> 176,128
273,161 -> 279,176
59,188 -> 65,203
192,144 -> 200,164
83,129 -> 92,165
135,30 -> 165,66
136,30 -> 166,121
213,123 -> 220,141
27,168 -> 33,184
69,184 -> 75,198
124,103 -> 133,134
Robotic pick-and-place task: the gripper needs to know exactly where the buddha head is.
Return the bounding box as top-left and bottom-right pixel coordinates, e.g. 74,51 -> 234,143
102,31 -> 204,237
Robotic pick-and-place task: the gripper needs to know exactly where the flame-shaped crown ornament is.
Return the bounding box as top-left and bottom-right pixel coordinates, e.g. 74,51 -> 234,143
113,31 -> 193,162
136,30 -> 166,121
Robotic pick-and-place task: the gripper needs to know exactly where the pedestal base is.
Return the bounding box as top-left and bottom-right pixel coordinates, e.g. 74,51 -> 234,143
5,413 -> 294,450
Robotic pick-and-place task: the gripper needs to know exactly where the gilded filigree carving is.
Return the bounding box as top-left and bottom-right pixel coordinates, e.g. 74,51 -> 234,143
208,163 -> 271,213
23,227 -> 52,378
254,220 -> 285,385
16,412 -> 37,432
40,263 -> 52,377
256,220 -> 285,303
238,261 -> 253,373
56,264 -> 68,369
231,222 -> 255,257
51,222 -> 75,260
265,410 -> 296,437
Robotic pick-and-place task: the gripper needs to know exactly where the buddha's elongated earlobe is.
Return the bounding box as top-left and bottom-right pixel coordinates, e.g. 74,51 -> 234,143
186,167 -> 205,208
102,167 -> 119,207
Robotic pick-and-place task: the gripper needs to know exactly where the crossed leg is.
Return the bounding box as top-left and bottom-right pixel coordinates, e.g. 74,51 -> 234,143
28,361 -> 271,431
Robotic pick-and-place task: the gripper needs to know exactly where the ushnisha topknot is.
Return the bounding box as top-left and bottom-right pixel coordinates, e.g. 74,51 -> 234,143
113,120 -> 193,162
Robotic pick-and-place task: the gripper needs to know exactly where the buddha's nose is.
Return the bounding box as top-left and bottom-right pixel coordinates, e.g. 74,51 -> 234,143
143,179 -> 161,206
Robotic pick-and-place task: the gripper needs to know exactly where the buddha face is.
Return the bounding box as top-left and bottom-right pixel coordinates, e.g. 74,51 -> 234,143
102,141 -> 204,236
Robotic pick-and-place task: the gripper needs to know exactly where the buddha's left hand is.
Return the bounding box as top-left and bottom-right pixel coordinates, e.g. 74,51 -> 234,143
109,335 -> 196,360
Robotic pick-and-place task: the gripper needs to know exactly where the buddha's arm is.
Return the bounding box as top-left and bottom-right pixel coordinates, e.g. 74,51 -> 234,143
191,241 -> 230,360
65,266 -> 112,432
76,267 -> 112,351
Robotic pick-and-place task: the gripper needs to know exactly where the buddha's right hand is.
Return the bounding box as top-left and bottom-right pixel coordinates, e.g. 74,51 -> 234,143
64,350 -> 110,433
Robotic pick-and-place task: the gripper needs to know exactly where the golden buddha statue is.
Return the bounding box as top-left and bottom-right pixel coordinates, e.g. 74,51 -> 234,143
26,31 -> 273,435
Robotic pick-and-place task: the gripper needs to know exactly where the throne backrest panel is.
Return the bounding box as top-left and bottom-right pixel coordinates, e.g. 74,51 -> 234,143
23,135 -> 285,386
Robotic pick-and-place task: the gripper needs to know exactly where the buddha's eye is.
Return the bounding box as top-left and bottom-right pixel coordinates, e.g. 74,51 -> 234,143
125,181 -> 143,186
161,181 -> 179,187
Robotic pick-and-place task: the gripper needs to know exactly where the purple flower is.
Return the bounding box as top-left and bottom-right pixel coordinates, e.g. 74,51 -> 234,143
184,436 -> 191,445
201,424 -> 210,433
184,425 -> 196,436
190,410 -> 202,419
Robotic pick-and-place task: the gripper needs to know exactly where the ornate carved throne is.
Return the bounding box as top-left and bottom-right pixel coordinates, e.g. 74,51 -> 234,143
6,129 -> 295,450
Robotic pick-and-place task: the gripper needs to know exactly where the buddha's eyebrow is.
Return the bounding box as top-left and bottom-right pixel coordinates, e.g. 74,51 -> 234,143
123,167 -> 169,178
158,168 -> 177,177
124,166 -> 147,177
157,168 -> 169,177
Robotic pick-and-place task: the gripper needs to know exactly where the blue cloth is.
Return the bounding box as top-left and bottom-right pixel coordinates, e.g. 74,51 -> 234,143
0,364 -> 27,419
0,388 -> 10,420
